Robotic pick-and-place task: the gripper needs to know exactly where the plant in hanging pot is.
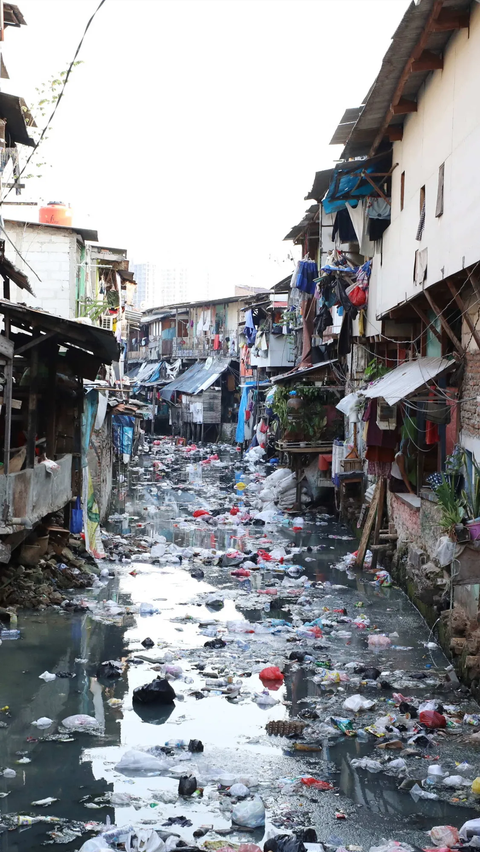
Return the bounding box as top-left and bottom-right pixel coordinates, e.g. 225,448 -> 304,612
429,474 -> 465,539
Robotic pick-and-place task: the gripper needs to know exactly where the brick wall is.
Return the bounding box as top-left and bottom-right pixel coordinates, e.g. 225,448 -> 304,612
461,351 -> 480,439
387,493 -> 421,544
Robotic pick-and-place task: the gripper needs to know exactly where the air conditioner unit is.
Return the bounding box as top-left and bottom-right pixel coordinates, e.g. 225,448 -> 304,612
377,399 -> 397,430
99,315 -> 113,331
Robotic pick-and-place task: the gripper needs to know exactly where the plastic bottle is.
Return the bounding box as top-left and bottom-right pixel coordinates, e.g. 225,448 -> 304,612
0,629 -> 20,640
264,602 -> 271,613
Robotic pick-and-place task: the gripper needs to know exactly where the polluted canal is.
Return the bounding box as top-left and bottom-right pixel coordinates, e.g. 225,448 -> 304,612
2,439 -> 480,852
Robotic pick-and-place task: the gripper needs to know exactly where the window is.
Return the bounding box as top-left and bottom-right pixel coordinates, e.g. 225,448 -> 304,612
435,162 -> 445,217
416,185 -> 426,240
400,171 -> 405,211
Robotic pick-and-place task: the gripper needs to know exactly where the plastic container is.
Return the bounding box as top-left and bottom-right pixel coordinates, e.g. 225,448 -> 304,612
467,519 -> 480,541
39,202 -> 73,227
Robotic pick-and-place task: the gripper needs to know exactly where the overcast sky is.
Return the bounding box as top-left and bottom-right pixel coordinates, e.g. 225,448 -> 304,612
2,0 -> 410,297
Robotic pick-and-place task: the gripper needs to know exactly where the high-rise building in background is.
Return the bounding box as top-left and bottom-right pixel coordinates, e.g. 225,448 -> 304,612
160,268 -> 188,305
132,262 -> 158,309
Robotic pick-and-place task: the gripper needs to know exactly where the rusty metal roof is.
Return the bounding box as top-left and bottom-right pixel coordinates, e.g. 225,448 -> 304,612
283,204 -> 319,242
4,4 -> 27,27
304,169 -> 334,203
0,300 -> 119,364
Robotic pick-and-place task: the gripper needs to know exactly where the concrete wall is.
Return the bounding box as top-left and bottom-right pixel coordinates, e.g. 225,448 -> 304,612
368,2 -> 480,321
0,454 -> 73,534
5,221 -> 79,318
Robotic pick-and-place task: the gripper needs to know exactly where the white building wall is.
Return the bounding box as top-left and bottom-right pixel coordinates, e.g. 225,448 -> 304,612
4,222 -> 78,318
369,2 -> 480,323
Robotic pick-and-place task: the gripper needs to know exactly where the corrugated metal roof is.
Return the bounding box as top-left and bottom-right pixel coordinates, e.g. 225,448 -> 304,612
304,169 -> 334,202
340,0 -> 472,158
284,205 -> 319,242
4,218 -> 98,242
361,356 -> 454,406
161,358 -> 231,399
329,108 -> 364,145
271,359 -> 339,384
0,299 -> 119,364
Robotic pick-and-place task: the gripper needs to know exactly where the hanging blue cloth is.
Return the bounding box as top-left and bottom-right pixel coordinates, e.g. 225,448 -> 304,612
235,385 -> 250,443
294,259 -> 318,295
244,309 -> 257,345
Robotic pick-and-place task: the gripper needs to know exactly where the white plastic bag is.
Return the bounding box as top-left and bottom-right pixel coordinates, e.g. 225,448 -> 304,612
39,671 -> 56,682
428,826 -> 459,848
114,749 -> 167,776
32,717 -> 53,728
232,795 -> 265,827
434,535 -> 456,568
343,694 -> 375,712
79,839 -> 112,852
126,829 -> 165,852
459,819 -> 480,841
62,714 -> 99,731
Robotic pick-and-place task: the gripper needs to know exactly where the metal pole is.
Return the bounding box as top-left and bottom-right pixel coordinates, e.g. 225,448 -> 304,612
151,386 -> 156,435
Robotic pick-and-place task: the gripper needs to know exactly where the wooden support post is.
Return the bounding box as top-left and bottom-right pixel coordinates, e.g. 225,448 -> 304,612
356,480 -> 382,568
432,9 -> 470,31
411,302 -> 442,343
386,126 -> 403,142
446,280 -> 480,352
151,386 -> 156,435
3,314 -> 12,476
26,329 -> 40,468
370,477 -> 387,572
424,289 -> 464,355
46,346 -> 58,458
2,275 -> 9,300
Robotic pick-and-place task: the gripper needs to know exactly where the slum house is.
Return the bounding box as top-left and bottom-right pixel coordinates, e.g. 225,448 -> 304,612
160,357 -> 235,442
311,0 -> 480,673
236,285 -> 296,451
127,296 -> 246,438
0,297 -> 118,562
4,217 -> 99,319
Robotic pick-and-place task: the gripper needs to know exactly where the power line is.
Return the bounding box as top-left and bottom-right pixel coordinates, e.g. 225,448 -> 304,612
2,0 -> 107,205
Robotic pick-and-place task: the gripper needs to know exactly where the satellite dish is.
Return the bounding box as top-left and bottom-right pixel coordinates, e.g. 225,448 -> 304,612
205,356 -> 213,370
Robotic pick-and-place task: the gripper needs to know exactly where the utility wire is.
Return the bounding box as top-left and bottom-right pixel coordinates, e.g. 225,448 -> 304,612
2,0 -> 107,205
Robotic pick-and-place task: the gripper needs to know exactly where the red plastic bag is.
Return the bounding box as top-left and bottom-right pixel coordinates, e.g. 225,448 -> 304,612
419,710 -> 446,729
230,507 -> 240,515
193,509 -> 211,518
259,666 -> 284,682
349,285 -> 367,307
257,549 -> 272,561
301,777 -> 334,791
231,568 -> 250,578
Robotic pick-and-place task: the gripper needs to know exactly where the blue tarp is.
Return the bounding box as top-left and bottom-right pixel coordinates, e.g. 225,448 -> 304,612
322,153 -> 392,214
235,380 -> 270,444
112,414 -> 134,456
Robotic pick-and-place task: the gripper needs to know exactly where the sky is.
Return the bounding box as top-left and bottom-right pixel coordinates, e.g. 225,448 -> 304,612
1,0 -> 410,299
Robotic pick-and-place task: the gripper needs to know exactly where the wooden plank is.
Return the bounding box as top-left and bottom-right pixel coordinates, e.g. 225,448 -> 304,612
355,480 -> 382,568
0,335 -> 14,359
411,302 -> 442,343
3,316 -> 12,477
424,288 -> 464,355
386,126 -> 403,142
446,279 -> 480,352
392,98 -> 417,115
371,477 -> 387,571
431,9 -> 469,31
26,331 -> 40,468
411,51 -> 443,72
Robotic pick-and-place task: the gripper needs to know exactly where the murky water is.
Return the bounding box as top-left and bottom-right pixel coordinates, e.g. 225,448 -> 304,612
1,444 -> 480,851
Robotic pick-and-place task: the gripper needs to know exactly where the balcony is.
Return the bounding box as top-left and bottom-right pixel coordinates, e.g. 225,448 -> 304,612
0,454 -> 73,535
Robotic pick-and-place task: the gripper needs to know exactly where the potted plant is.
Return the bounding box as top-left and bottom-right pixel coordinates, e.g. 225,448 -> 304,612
429,473 -> 465,538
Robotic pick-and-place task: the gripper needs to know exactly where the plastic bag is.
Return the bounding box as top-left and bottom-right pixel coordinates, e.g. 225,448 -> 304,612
61,714 -> 98,730
349,285 -> 367,307
32,717 -> 53,728
178,775 -> 197,796
229,783 -> 249,797
70,496 -> 83,534
350,758 -> 382,773
368,635 -> 391,648
264,837 -> 306,852
97,660 -> 123,679
126,830 -> 165,852
459,818 -> 480,840
343,694 -> 375,712
419,710 -> 446,729
79,839 -> 112,852
115,749 -> 167,776
232,795 -> 265,828
434,535 -> 456,568
259,666 -> 284,682
428,827 -> 459,848
133,678 -> 176,705
39,671 -> 56,682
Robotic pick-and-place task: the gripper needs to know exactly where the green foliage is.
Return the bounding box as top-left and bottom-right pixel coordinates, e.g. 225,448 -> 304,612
364,358 -> 390,381
462,452 -> 480,520
272,384 -> 327,440
434,474 -> 465,533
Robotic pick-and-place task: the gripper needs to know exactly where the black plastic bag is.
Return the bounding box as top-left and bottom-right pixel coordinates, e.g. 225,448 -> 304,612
204,638 -> 226,649
190,568 -> 204,580
133,677 -> 176,705
264,835 -> 307,852
178,775 -> 197,796
141,637 -> 154,648
97,660 -> 123,679
188,739 -> 204,753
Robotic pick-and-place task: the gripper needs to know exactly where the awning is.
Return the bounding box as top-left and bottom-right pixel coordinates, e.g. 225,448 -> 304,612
161,357 -> 231,400
131,360 -> 164,386
361,356 -> 454,406
271,359 -> 338,385
322,151 -> 392,215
